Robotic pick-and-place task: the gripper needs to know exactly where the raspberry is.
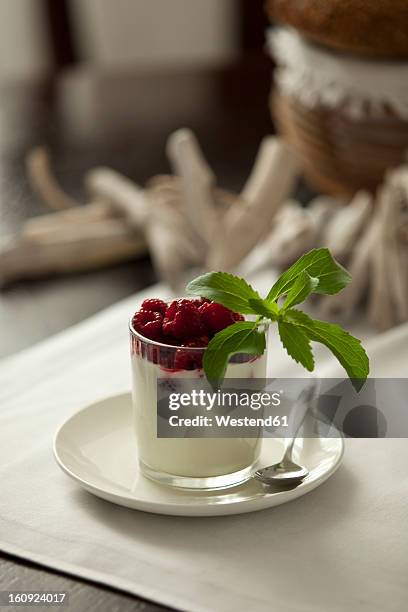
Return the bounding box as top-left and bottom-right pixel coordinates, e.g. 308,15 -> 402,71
132,297 -> 242,367
163,300 -> 203,340
174,305 -> 203,339
165,299 -> 195,320
174,335 -> 209,370
141,299 -> 167,315
162,316 -> 175,336
132,309 -> 153,329
132,309 -> 163,340
197,303 -> 207,315
192,297 -> 211,307
143,320 -> 163,340
199,302 -> 237,333
171,337 -> 209,371
174,345 -> 204,370
164,300 -> 178,320
174,351 -> 195,370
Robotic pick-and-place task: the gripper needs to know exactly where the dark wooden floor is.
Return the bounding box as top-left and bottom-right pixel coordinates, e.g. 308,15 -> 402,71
0,56 -> 273,610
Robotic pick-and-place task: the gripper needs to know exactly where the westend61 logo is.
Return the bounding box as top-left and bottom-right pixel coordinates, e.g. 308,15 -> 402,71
166,389 -> 287,430
168,390 -> 282,412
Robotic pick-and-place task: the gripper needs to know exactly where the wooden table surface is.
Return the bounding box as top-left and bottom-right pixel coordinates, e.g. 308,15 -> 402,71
0,56 -> 273,610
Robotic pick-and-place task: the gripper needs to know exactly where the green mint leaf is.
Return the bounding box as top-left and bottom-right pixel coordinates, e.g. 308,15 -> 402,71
248,298 -> 279,319
203,321 -> 266,383
186,271 -> 262,314
267,248 -> 351,302
281,271 -> 319,311
278,320 -> 315,372
285,309 -> 369,390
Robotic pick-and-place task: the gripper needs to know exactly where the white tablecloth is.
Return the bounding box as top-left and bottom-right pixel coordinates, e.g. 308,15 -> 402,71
0,282 -> 407,612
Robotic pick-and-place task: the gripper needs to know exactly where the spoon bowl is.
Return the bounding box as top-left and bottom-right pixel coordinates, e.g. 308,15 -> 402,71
254,461 -> 309,487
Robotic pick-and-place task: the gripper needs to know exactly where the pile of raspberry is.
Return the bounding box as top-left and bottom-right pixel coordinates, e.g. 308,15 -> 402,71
131,298 -> 244,370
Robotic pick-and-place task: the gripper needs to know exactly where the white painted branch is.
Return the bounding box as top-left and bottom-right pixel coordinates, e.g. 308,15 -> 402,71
146,221 -> 197,291
144,184 -> 202,289
214,187 -> 246,210
85,167 -> 149,229
386,166 -> 408,198
238,201 -> 313,275
241,137 -> 298,207
26,147 -> 80,210
22,201 -> 115,238
166,128 -> 218,248
320,168 -> 408,328
369,183 -> 408,328
368,187 -> 395,329
0,220 -> 146,286
320,218 -> 378,318
323,191 -> 373,260
148,175 -> 243,212
209,137 -> 299,270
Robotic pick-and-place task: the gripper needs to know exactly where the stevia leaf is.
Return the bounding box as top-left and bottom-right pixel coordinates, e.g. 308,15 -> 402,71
281,271 -> 319,311
278,320 -> 315,372
284,309 -> 369,390
203,321 -> 266,383
267,248 -> 351,302
187,272 -> 262,314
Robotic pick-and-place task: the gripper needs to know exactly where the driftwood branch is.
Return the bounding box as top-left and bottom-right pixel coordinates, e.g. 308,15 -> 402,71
26,147 -> 80,210
323,190 -> 373,261
22,201 -> 115,238
0,220 -> 146,286
320,168 -> 408,330
208,137 -> 299,270
85,167 -> 149,229
143,178 -> 203,289
167,128 -> 218,249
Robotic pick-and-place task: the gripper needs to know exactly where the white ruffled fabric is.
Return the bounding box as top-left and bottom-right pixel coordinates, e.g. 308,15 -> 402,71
268,27 -> 408,119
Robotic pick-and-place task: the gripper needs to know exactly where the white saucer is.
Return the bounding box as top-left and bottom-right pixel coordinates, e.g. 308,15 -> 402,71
53,393 -> 344,517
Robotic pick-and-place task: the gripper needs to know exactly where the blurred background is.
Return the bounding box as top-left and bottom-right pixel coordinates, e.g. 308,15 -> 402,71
1,0 -> 408,358
0,0 -> 271,357
0,0 -> 259,78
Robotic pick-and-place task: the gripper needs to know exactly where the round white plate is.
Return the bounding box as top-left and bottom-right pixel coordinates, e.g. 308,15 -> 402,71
54,393 -> 344,517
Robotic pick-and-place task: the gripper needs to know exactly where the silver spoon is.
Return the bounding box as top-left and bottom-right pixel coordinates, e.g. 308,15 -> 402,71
253,384 -> 317,487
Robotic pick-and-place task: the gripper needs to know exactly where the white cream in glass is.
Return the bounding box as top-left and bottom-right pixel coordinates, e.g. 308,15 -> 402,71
130,323 -> 267,490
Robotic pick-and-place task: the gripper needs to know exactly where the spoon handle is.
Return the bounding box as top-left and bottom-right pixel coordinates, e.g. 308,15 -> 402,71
282,383 -> 318,462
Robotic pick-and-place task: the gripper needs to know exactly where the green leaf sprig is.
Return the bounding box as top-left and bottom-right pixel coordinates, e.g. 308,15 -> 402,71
186,248 -> 369,390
